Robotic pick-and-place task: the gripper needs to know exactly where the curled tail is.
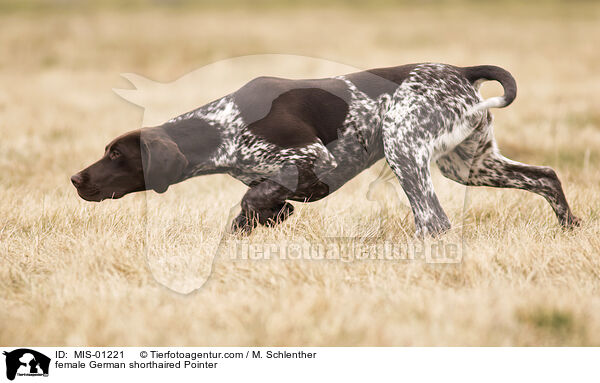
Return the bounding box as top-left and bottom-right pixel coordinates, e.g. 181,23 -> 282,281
463,65 -> 517,113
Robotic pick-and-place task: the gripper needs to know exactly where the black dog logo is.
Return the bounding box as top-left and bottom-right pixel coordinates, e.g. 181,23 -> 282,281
3,349 -> 50,381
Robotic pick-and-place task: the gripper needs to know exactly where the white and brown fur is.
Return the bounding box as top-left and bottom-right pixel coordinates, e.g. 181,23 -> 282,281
72,63 -> 580,236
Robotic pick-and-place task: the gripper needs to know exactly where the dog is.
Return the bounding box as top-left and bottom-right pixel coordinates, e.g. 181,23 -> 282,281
71,63 -> 580,236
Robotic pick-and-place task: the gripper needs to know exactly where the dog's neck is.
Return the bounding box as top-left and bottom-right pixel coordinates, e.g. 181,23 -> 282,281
160,95 -> 244,181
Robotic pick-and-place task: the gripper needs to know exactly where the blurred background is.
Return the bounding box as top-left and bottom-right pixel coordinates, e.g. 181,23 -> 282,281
1,0 -> 599,346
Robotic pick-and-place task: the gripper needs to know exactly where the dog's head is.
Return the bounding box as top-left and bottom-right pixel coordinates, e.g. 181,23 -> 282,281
71,129 -> 188,202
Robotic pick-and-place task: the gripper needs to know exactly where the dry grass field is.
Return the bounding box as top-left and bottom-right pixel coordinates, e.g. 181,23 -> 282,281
1,1 -> 600,346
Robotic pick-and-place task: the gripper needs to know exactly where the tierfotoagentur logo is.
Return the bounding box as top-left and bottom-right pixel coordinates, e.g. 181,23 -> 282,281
229,238 -> 461,264
3,349 -> 50,381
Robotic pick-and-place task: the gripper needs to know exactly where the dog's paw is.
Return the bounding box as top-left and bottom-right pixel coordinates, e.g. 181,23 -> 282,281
229,214 -> 256,235
560,212 -> 582,230
414,216 -> 452,238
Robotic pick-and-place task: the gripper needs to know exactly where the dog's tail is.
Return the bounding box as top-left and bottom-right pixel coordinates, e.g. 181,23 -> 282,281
463,65 -> 517,114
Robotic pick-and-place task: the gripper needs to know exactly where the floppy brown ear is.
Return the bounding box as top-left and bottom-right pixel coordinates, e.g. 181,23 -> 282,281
141,134 -> 189,193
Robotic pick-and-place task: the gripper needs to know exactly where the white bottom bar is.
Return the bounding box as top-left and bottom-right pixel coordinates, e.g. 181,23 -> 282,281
1,347 -> 597,382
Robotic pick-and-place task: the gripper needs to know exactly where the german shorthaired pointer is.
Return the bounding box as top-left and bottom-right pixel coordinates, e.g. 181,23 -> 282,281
71,63 -> 580,236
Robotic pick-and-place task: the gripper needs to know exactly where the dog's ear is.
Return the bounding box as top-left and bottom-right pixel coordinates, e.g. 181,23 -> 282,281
141,134 -> 188,193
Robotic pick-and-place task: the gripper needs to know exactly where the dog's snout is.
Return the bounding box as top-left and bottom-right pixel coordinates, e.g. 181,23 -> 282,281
71,173 -> 83,188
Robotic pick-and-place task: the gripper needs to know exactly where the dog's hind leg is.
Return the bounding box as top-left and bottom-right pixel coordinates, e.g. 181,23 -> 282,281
436,131 -> 581,228
382,121 -> 451,237
231,179 -> 295,234
384,150 -> 451,236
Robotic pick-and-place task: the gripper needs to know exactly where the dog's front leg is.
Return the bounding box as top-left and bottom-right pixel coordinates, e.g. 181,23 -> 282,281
231,179 -> 294,234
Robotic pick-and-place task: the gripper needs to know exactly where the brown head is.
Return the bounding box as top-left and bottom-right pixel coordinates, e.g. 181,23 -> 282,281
70,128 -> 189,202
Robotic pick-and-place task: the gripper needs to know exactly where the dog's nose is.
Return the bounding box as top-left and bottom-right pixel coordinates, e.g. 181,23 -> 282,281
71,173 -> 83,188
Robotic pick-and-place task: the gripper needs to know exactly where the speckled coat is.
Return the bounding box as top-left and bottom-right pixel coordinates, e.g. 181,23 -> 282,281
147,63 -> 579,235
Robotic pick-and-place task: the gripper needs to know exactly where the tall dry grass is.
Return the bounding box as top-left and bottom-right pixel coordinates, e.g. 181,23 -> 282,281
1,2 -> 599,345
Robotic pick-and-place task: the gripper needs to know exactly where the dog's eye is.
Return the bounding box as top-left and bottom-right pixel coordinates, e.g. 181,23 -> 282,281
109,150 -> 121,160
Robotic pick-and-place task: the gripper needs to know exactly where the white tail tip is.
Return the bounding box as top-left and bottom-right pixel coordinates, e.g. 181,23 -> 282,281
469,96 -> 506,114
